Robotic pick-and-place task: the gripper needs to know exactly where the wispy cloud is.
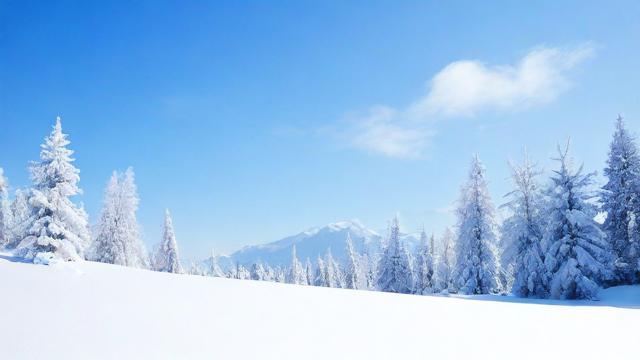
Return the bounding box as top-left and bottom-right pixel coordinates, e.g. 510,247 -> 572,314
339,44 -> 595,159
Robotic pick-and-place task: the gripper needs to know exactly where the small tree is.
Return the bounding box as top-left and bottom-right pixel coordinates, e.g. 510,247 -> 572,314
288,245 -> 306,285
153,209 -> 183,274
377,215 -> 414,294
344,233 -> 361,289
414,229 -> 435,294
207,249 -> 225,277
8,189 -> 31,249
544,142 -> 613,299
250,262 -> 267,281
435,228 -> 455,293
315,256 -> 328,287
305,258 -> 314,285
0,168 -> 11,248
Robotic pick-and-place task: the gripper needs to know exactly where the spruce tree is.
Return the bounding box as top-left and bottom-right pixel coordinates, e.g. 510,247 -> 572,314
17,117 -> 90,262
207,249 -> 225,277
414,229 -> 435,294
153,209 -> 183,274
501,153 -> 547,297
544,142 -> 613,299
8,189 -> 30,249
315,256 -> 328,287
602,115 -> 640,284
0,168 -> 10,248
250,262 -> 267,281
344,233 -> 361,289
452,155 -> 501,294
288,245 -> 305,285
376,216 -> 414,294
305,258 -> 314,285
435,228 -> 455,293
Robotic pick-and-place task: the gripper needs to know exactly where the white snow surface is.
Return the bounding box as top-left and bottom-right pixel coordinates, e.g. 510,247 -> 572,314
0,253 -> 637,360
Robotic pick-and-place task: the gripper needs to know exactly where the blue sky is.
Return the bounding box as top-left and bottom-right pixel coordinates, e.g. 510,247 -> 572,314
1,1 -> 639,259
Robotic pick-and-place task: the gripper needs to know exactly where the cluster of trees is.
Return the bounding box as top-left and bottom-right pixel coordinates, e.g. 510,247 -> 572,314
0,117 -> 182,273
1,115 -> 639,300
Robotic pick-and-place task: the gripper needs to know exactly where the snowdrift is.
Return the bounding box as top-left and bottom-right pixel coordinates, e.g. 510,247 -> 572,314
0,254 -> 637,360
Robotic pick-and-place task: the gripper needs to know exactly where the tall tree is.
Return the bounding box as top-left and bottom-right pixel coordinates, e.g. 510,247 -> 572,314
288,245 -> 306,285
91,168 -> 149,268
544,142 -> 613,299
414,229 -> 435,294
324,248 -> 344,288
315,256 -> 328,287
16,117 -> 90,262
344,233 -> 361,289
435,227 -> 455,293
377,216 -> 414,294
453,155 -> 501,294
602,115 -> 640,284
153,209 -> 183,274
500,153 -> 547,297
0,168 -> 11,248
305,258 -> 314,285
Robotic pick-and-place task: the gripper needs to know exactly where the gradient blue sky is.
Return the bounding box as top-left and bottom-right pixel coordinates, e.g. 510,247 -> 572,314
1,1 -> 639,259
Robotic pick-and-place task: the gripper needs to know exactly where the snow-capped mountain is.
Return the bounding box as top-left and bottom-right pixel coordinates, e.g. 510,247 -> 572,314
216,220 -> 421,269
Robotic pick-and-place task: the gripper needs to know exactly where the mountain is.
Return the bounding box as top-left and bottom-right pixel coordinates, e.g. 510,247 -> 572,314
216,220 -> 421,270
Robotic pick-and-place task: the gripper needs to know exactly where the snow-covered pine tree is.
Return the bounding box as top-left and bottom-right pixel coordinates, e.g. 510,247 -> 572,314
235,263 -> 250,280
274,266 -> 286,283
17,117 -> 90,263
324,248 -> 344,288
8,189 -> 31,249
305,258 -> 314,285
602,115 -> 640,284
414,229 -> 435,294
91,168 -> 149,268
376,216 -> 414,294
435,227 -> 455,293
288,245 -> 306,285
250,262 -> 267,281
364,250 -> 378,290
344,233 -> 361,289
500,153 -> 547,297
315,256 -> 328,287
207,249 -> 225,277
0,168 -> 11,248
452,155 -> 501,295
153,209 -> 183,274
544,142 -> 613,299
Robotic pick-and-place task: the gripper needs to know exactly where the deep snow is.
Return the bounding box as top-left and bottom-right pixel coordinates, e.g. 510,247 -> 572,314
0,254 -> 637,360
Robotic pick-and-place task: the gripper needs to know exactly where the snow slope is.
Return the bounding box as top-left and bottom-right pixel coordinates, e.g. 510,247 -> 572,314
218,220 -> 420,269
0,254 -> 637,360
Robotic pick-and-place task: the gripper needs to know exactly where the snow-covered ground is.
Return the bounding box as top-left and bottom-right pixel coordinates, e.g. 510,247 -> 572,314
0,254 -> 637,360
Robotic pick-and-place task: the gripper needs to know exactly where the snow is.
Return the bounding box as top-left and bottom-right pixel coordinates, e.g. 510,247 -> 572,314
0,254 -> 637,360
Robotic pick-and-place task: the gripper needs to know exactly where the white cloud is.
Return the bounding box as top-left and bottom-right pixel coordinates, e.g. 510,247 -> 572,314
341,44 -> 595,158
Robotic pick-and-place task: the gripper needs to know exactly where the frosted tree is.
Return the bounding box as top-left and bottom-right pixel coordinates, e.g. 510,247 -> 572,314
500,153 -> 547,297
17,117 -> 90,262
324,248 -> 344,288
364,251 -> 378,290
91,168 -> 149,268
435,227 -> 455,293
344,233 -> 361,289
274,266 -> 286,283
544,142 -> 613,299
0,168 -> 11,248
414,229 -> 435,294
377,216 -> 414,294
207,249 -> 225,277
189,261 -> 205,276
9,189 -> 31,248
288,245 -> 306,285
452,155 -> 501,294
250,262 -> 267,281
153,209 -> 183,274
305,258 -> 314,285
602,115 -> 640,284
315,256 -> 328,287
235,263 -> 250,280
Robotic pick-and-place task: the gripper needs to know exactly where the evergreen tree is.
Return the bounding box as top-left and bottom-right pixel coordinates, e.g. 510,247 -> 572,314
207,249 -> 225,277
544,142 -> 613,299
91,168 -> 149,268
153,209 -> 183,274
0,168 -> 11,248
435,227 -> 455,293
17,117 -> 90,262
376,216 -> 414,294
315,256 -> 328,287
501,153 -> 547,297
250,262 -> 267,281
414,229 -> 435,294
235,263 -> 250,280
602,115 -> 640,284
274,266 -> 286,283
452,155 -> 501,294
344,233 -> 361,289
324,248 -> 344,288
8,189 -> 31,249
305,258 -> 314,285
288,245 -> 305,285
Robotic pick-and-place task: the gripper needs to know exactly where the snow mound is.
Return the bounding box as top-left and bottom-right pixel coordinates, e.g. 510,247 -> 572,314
0,255 -> 637,360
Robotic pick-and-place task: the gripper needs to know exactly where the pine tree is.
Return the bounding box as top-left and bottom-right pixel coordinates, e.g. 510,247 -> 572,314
250,262 -> 267,281
235,263 -> 250,280
544,142 -> 613,299
208,249 -> 225,277
344,233 -> 361,289
315,256 -> 328,287
288,245 -> 306,285
17,117 -> 90,263
501,153 -> 547,297
602,115 -> 640,284
91,168 -> 149,268
0,168 -> 11,248
8,189 -> 31,249
274,266 -> 286,283
376,216 -> 414,294
153,209 -> 183,274
324,248 -> 344,288
305,258 -> 314,285
414,229 -> 435,294
435,227 -> 455,293
452,155 -> 501,294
